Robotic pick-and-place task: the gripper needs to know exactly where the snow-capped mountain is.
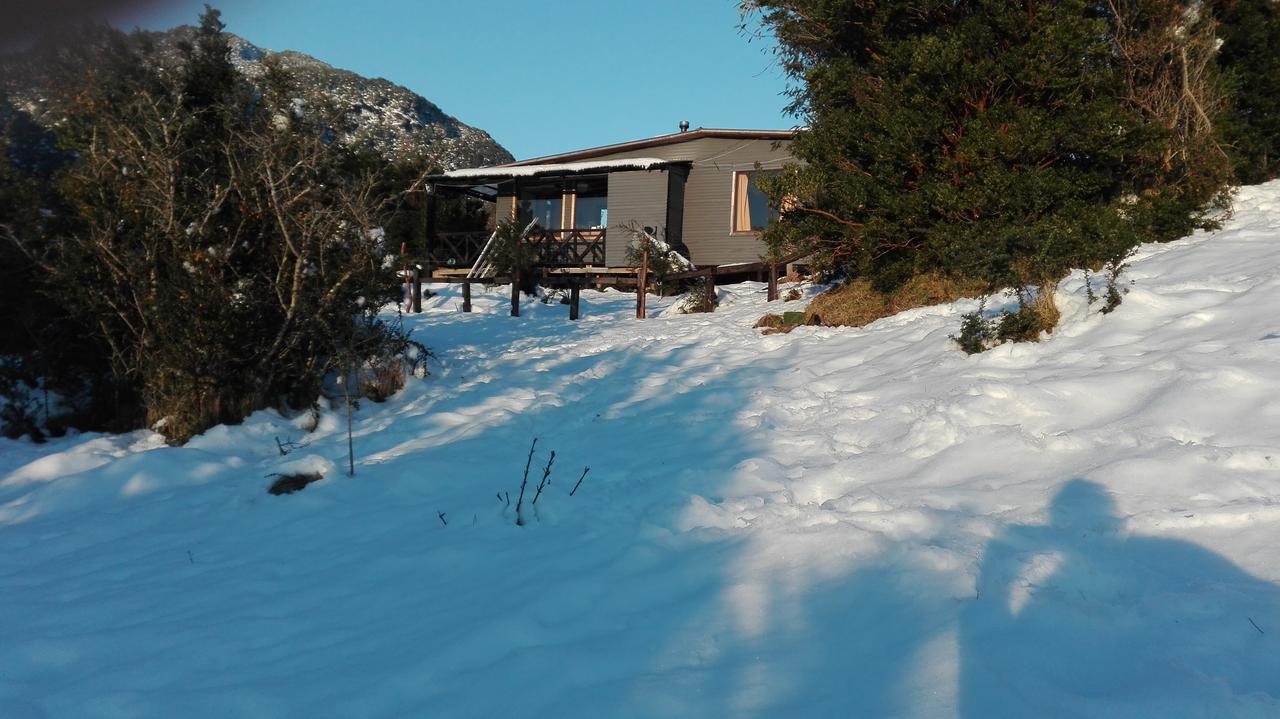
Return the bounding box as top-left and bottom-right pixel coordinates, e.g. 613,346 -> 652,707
1,25 -> 512,171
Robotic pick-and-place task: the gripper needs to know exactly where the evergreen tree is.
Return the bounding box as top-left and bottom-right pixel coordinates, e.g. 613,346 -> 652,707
1104,0 -> 1234,242
744,0 -> 1197,290
1214,0 -> 1280,183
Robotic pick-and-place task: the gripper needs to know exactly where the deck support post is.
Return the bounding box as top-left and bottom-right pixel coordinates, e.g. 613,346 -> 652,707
510,273 -> 520,317
767,262 -> 779,302
569,281 -> 581,320
462,280 -> 472,313
411,265 -> 423,313
636,244 -> 649,320
424,187 -> 438,262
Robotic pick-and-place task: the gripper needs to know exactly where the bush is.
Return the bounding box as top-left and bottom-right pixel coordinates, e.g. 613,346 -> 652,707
1,10 -> 422,443
674,276 -> 718,314
954,308 -> 997,355
955,282 -> 1062,354
485,218 -> 537,277
624,222 -> 693,295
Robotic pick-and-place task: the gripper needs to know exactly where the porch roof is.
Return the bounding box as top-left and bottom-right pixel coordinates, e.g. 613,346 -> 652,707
429,157 -> 687,187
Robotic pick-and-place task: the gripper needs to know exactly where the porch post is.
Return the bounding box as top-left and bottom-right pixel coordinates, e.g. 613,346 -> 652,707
425,186 -> 438,258
569,280 -> 581,320
636,243 -> 649,320
462,280 -> 472,313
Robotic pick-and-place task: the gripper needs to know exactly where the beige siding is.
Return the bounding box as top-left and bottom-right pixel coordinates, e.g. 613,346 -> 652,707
494,194 -> 515,226
570,137 -> 794,265
605,170 -> 668,267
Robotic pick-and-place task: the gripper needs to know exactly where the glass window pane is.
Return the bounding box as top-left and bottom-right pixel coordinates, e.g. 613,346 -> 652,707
517,181 -> 563,229
573,177 -> 608,229
734,171 -> 779,232
746,175 -> 773,231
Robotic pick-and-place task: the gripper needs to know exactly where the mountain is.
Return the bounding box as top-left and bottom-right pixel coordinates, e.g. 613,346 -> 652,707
1,25 -> 512,171
169,27 -> 513,169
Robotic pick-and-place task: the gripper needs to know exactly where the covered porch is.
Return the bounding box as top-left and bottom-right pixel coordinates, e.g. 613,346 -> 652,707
424,158 -> 691,270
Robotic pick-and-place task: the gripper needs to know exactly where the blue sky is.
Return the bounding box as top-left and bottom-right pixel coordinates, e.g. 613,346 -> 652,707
119,0 -> 794,160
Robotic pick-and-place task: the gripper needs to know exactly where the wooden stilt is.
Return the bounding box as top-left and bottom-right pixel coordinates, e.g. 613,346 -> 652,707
636,244 -> 649,320
569,281 -> 581,320
462,280 -> 472,313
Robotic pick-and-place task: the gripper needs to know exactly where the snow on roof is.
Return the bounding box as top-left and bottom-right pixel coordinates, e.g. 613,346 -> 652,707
435,157 -> 677,182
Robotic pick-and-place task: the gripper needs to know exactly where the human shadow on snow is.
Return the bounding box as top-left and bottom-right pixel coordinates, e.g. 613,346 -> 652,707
959,479 -> 1280,718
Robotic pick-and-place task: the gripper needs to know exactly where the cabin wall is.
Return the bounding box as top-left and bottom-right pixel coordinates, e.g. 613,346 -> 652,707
562,137 -> 793,266
605,170 -> 669,267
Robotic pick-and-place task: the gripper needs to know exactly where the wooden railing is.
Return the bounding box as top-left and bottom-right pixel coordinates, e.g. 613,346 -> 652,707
433,231 -> 491,268
432,227 -> 607,268
525,228 -> 607,267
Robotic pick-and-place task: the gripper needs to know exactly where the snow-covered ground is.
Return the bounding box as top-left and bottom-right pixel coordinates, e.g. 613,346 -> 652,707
3,184 -> 1280,718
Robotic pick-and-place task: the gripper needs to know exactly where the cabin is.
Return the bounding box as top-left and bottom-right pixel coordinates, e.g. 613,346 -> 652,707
424,126 -> 795,273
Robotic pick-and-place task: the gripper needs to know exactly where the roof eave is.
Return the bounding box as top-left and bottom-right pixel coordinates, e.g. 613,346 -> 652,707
500,128 -> 798,167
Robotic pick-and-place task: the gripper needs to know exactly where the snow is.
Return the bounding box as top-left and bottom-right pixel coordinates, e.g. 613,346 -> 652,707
3,183 -> 1280,716
438,157 -> 676,181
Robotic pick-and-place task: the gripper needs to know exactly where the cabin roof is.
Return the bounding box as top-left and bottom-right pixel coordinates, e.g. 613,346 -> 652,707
433,157 -> 685,185
500,128 -> 797,167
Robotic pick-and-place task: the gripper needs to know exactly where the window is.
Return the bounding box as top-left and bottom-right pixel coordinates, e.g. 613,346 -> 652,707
515,176 -> 609,230
517,181 -> 564,229
571,177 -> 608,229
731,170 -> 780,234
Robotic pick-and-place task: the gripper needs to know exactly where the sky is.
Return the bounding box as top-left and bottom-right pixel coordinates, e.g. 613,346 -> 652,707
112,0 -> 795,160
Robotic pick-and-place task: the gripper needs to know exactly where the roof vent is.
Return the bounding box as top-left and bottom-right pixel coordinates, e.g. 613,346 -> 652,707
678,120 -> 690,133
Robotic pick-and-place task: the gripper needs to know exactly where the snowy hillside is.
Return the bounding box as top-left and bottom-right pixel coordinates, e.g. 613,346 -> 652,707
3,184 -> 1280,717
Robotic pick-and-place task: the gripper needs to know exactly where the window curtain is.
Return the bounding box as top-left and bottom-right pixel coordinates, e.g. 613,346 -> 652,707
734,172 -> 753,232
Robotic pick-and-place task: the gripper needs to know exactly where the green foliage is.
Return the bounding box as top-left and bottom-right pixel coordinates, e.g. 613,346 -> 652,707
486,218 -> 537,276
954,306 -> 997,355
996,304 -> 1044,343
0,11 -> 424,443
623,222 -> 692,294
1100,255 -> 1130,314
1215,0 -> 1280,183
745,0 -> 1232,293
0,357 -> 43,442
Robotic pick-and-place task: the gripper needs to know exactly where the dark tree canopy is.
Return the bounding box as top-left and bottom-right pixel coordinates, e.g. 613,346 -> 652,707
745,0 -> 1232,290
1214,0 -> 1280,183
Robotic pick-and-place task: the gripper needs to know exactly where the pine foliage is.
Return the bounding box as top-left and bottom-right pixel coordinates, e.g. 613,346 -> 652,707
1214,0 -> 1280,183
744,0 -> 1234,292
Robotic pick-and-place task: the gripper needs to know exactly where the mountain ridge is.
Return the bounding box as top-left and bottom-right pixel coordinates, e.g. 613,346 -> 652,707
2,24 -> 513,171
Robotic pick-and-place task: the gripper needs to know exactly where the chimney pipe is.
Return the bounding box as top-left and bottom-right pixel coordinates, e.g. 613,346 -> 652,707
678,120 -> 690,133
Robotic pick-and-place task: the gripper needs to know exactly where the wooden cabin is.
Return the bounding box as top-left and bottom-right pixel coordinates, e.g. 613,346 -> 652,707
424,127 -> 795,272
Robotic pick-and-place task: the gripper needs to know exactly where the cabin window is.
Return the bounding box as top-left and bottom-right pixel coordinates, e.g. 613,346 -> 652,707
517,181 -> 564,229
571,177 -> 608,229
731,170 -> 779,234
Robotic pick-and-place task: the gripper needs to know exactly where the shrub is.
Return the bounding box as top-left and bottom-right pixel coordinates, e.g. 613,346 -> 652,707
623,222 -> 693,295
1,10 -> 420,443
954,307 -> 997,355
674,276 -> 718,314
